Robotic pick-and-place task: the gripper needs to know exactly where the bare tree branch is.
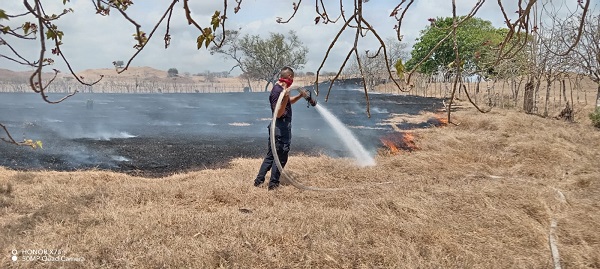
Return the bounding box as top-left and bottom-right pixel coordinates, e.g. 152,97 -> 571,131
276,0 -> 301,24
117,0 -> 179,73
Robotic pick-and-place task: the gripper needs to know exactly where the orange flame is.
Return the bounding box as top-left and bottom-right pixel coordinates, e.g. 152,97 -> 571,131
380,132 -> 419,154
432,113 -> 448,126
380,138 -> 400,153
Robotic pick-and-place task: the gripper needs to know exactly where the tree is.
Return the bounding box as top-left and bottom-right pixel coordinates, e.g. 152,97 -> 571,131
112,60 -> 124,68
386,37 -> 410,71
528,6 -> 573,116
167,68 -> 179,77
345,38 -> 408,90
406,17 -> 505,78
211,30 -> 307,92
568,12 -> 600,107
203,71 -> 216,82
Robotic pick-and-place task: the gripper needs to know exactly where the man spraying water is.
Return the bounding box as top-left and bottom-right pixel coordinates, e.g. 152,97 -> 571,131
253,66 -> 311,190
254,67 -> 374,191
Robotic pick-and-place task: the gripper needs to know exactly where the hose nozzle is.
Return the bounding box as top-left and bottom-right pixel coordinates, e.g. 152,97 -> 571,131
297,88 -> 317,107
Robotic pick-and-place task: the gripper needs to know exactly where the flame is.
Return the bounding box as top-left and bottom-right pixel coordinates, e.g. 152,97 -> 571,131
401,132 -> 419,151
432,113 -> 448,126
381,138 -> 400,153
380,132 -> 419,154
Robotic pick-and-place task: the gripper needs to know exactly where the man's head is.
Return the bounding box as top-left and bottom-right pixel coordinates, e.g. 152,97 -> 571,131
280,66 -> 294,79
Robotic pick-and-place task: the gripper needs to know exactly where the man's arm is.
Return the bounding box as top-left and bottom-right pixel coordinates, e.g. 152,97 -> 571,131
290,94 -> 303,104
275,87 -> 305,118
289,86 -> 308,104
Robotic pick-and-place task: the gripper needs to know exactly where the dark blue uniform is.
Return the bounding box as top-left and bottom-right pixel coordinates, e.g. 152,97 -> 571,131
254,83 -> 292,189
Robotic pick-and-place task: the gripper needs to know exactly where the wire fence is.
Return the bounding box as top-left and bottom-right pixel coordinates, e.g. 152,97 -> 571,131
373,73 -> 597,117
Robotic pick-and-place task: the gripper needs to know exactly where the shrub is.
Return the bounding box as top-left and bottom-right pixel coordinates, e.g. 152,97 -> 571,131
590,107 -> 600,128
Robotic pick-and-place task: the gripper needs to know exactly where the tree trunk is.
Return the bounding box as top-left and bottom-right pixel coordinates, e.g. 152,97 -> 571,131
524,81 -> 535,113
533,79 -> 541,113
246,77 -> 252,92
596,83 -> 600,107
475,79 -> 480,104
554,79 -> 562,107
501,79 -> 506,108
562,79 -> 567,104
264,81 -> 272,92
512,78 -> 517,104
569,79 -> 574,110
544,80 -> 551,117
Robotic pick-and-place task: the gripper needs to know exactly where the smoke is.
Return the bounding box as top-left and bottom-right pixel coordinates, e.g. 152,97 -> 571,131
52,124 -> 138,140
371,107 -> 389,114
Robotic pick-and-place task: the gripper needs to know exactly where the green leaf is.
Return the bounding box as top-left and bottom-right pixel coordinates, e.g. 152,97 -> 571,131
23,22 -> 30,35
46,30 -> 56,40
198,28 -> 213,49
205,34 -> 212,48
394,59 -> 405,79
197,35 -> 205,49
0,9 -> 8,20
23,139 -> 43,149
211,11 -> 221,31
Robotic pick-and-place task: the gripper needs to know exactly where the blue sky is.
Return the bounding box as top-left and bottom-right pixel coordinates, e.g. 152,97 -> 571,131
0,0 -> 595,75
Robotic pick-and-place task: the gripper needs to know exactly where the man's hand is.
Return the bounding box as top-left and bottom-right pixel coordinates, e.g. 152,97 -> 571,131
297,88 -> 309,98
287,86 -> 309,98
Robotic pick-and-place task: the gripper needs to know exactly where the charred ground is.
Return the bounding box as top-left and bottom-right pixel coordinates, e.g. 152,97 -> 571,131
0,88 -> 443,177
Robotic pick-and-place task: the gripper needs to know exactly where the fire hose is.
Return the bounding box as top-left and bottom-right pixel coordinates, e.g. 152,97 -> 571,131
270,87 -> 340,191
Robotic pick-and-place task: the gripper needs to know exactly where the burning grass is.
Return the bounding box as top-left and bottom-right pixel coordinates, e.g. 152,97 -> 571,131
380,131 -> 420,154
1,108 -> 599,268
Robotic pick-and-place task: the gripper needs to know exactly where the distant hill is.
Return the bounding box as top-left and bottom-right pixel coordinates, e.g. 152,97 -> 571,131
0,66 -> 194,80
0,68 -> 57,80
77,66 -> 183,81
0,66 -> 322,93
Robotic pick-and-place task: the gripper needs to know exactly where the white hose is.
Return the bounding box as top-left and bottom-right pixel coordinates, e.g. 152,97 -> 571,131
270,88 -> 339,191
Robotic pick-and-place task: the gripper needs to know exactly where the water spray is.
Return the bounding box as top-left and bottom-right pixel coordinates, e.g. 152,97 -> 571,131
313,105 -> 376,166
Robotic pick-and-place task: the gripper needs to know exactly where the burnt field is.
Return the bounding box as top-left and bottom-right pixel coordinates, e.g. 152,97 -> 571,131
0,87 -> 443,177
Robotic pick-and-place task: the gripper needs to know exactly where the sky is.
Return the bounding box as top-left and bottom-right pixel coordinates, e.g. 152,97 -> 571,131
0,0 -> 595,76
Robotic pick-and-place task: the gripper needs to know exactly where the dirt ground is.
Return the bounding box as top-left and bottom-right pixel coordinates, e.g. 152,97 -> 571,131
1,104 -> 599,268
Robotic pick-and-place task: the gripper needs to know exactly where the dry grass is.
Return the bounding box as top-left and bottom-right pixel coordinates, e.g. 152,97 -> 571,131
375,76 -> 599,125
1,108 -> 599,268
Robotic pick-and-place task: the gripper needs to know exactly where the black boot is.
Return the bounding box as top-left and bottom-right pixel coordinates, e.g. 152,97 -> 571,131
253,179 -> 264,187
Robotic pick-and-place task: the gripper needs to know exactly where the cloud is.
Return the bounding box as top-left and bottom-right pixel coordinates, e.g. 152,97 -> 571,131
0,0 -> 588,75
